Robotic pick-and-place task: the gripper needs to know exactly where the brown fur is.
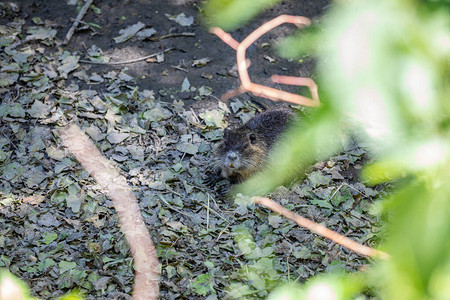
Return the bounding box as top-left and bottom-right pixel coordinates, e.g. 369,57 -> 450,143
215,108 -> 295,184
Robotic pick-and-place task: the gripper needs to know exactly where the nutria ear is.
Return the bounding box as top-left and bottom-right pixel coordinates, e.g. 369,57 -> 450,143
249,133 -> 257,144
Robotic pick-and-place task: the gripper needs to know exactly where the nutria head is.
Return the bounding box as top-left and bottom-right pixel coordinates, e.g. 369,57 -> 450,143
216,126 -> 268,183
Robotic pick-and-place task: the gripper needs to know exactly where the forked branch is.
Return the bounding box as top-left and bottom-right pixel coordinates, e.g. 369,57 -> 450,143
210,15 -> 320,107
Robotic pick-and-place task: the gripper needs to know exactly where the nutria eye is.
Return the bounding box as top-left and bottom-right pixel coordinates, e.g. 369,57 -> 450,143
249,133 -> 257,144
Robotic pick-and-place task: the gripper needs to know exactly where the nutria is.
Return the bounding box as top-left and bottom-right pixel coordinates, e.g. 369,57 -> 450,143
205,108 -> 296,195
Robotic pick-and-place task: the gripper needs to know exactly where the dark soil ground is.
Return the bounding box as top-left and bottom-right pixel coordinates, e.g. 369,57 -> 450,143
0,1 -> 386,299
4,0 -> 329,110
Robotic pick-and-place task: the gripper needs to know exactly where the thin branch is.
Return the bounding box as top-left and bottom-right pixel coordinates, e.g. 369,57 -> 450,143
59,124 -> 160,300
253,196 -> 389,260
8,36 -> 41,50
79,47 -> 174,65
271,75 -> 319,102
63,0 -> 94,45
209,27 -> 239,50
219,86 -> 245,102
210,15 -> 321,107
148,32 -> 195,42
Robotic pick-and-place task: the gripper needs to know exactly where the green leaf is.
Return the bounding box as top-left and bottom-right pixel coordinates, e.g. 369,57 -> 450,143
234,226 -> 256,255
24,167 -> 48,188
59,261 -> 77,274
166,266 -> 177,279
57,55 -> 80,79
90,4 -> 102,14
42,232 -> 58,245
55,158 -> 74,174
293,247 -> 311,259
106,131 -> 130,144
113,22 -> 145,43
0,72 -> 19,87
43,258 -> 56,269
66,184 -> 82,213
7,103 -> 25,118
308,171 -> 331,188
27,27 -> 57,41
310,199 -> 333,210
51,191 -> 67,205
181,76 -> 190,91
167,13 -> 194,27
204,261 -> 214,269
382,180 -> 450,300
268,214 -> 284,228
330,186 -> 352,207
58,289 -> 85,300
198,109 -> 225,128
176,143 -> 199,155
226,283 -> 255,298
191,273 -> 214,296
142,107 -> 172,122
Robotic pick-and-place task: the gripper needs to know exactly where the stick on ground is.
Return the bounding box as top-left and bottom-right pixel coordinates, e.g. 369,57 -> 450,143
79,47 -> 174,65
253,196 -> 389,260
63,0 -> 94,45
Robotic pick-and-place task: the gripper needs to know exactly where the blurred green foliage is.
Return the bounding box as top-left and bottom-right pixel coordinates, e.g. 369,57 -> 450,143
203,0 -> 450,299
275,24 -> 322,59
0,269 -> 85,299
202,0 -> 280,31
0,269 -> 38,300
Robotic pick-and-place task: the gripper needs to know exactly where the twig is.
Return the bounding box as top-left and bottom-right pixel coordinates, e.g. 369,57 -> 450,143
330,183 -> 345,200
63,0 -> 94,45
1,131 -> 18,151
209,27 -> 239,50
163,185 -> 231,224
210,15 -> 320,107
197,202 -> 232,224
216,222 -> 232,241
8,37 -> 26,50
219,86 -> 245,102
99,270 -> 126,290
253,196 -> 389,259
79,47 -> 174,65
171,65 -> 189,72
206,193 -> 210,231
148,32 -> 195,42
157,194 -> 193,218
271,75 -> 319,102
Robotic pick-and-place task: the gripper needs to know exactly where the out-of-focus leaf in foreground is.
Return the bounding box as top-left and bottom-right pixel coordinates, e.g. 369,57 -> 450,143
215,0 -> 450,298
320,1 -> 448,300
202,0 -> 281,31
375,180 -> 450,300
275,24 -> 322,59
320,1 -> 449,157
0,270 -> 38,300
267,272 -> 365,300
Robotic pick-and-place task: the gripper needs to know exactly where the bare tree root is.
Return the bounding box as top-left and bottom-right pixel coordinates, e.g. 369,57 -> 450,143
253,196 -> 389,260
59,124 -> 159,300
210,15 -> 320,107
